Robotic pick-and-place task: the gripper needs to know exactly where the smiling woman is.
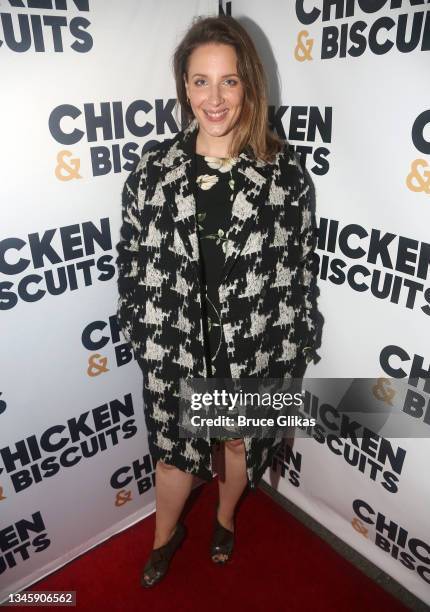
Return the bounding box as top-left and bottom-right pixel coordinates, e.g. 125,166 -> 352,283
183,43 -> 244,157
173,14 -> 285,162
116,13 -> 319,588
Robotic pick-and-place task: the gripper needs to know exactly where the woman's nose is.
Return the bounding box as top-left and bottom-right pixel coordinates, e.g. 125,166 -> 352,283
207,84 -> 224,105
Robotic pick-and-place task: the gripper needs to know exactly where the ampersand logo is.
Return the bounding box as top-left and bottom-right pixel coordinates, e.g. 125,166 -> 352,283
115,489 -> 132,506
351,518 -> 368,538
294,30 -> 313,62
406,159 -> 430,195
87,354 -> 109,377
372,378 -> 395,407
55,150 -> 82,181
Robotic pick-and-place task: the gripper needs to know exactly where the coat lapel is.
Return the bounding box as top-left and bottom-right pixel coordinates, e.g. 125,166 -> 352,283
220,154 -> 273,284
159,118 -> 275,284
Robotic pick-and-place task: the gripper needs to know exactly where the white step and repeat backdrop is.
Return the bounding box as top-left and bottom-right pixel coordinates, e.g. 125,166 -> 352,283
248,0 -> 430,606
0,0 -> 217,602
1,0 -> 429,605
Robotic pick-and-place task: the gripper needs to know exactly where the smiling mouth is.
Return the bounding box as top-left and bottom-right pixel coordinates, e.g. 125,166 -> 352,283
204,109 -> 228,120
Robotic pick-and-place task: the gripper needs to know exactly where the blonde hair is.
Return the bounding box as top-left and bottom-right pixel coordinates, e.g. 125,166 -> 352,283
172,15 -> 284,162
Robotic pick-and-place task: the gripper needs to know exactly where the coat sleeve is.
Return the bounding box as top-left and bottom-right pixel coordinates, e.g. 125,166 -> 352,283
296,158 -> 319,364
115,158 -> 147,343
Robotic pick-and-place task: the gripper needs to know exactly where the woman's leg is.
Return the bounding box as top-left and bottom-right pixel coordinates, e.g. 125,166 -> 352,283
142,460 -> 194,582
152,460 -> 194,548
214,438 -> 248,562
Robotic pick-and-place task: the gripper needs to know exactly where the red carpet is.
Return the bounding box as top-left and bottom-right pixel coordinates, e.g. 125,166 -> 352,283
30,477 -> 407,612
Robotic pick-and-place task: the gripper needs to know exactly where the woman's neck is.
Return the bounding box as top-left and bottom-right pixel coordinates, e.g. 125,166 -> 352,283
195,129 -> 234,158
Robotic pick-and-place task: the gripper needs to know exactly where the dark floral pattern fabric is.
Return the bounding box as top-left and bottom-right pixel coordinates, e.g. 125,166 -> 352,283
194,154 -> 236,376
194,153 -> 238,442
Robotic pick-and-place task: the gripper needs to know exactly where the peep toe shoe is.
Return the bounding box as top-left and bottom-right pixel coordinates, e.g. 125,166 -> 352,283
210,510 -> 234,564
141,522 -> 186,588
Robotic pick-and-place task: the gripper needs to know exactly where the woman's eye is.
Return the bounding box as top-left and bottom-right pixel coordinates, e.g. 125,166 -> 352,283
193,79 -> 238,87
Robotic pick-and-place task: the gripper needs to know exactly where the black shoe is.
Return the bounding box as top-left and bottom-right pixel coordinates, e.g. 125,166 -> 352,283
141,523 -> 186,588
210,510 -> 234,564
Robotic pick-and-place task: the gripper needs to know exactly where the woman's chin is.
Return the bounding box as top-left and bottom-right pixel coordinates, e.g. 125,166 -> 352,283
199,118 -> 236,138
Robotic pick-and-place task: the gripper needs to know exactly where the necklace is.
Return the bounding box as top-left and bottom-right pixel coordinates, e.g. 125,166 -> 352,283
195,153 -> 236,202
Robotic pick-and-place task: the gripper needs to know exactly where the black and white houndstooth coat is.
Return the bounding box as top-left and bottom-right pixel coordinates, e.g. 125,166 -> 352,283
115,117 -> 318,490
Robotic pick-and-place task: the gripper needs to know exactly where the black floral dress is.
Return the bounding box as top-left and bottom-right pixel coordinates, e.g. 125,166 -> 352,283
194,152 -> 238,441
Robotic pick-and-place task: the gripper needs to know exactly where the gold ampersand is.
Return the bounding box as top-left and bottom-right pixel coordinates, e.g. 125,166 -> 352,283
406,159 -> 430,194
87,354 -> 109,377
294,30 -> 313,62
351,518 -> 368,537
372,378 -> 395,407
55,150 -> 82,181
115,489 -> 132,506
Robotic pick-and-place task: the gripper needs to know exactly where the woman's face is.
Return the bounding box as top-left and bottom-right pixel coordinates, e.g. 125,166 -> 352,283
184,43 -> 244,144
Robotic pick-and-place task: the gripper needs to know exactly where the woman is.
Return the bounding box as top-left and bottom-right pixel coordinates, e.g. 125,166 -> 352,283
115,15 -> 318,587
